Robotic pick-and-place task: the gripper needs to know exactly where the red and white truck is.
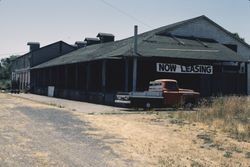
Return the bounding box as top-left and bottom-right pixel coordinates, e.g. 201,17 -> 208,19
115,79 -> 200,108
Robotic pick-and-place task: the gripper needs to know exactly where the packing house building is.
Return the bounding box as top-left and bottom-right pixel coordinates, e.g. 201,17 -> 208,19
11,41 -> 76,90
24,16 -> 249,104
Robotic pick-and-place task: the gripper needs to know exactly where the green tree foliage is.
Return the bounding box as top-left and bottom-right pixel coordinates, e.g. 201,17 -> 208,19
0,55 -> 17,89
0,55 -> 17,80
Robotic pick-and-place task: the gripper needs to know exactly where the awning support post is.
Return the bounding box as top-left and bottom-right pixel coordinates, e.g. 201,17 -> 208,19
132,25 -> 138,92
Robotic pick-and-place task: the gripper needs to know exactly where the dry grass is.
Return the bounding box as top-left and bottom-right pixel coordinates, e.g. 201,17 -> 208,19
77,112 -> 250,166
176,96 -> 250,141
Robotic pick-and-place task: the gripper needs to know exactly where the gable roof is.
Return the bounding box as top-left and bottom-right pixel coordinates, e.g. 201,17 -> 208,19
14,41 -> 75,61
161,15 -> 250,50
200,16 -> 250,49
33,16 -> 248,69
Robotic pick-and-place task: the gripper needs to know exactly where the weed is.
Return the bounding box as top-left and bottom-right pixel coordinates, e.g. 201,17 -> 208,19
58,105 -> 64,108
230,146 -> 243,153
223,151 -> 233,158
158,156 -> 174,167
49,103 -> 57,107
245,152 -> 250,159
191,160 -> 204,167
197,133 -> 213,144
170,119 -> 184,125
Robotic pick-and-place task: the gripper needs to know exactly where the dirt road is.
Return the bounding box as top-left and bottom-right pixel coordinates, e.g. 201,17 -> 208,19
0,93 -> 128,167
1,93 -> 249,167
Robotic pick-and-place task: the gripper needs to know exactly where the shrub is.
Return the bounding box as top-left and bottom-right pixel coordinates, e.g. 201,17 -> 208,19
0,79 -> 11,90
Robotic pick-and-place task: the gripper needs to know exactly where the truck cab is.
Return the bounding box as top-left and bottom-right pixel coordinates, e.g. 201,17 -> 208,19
150,79 -> 199,107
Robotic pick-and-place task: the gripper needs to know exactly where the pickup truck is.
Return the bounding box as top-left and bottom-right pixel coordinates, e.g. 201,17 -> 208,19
115,79 -> 200,108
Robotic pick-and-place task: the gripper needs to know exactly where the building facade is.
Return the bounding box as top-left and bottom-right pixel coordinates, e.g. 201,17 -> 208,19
167,17 -> 250,94
28,16 -> 249,104
12,41 -> 76,90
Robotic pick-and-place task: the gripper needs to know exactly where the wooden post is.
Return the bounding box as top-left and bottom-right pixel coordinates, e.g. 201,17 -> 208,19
245,62 -> 249,95
31,70 -> 34,89
65,65 -> 68,89
86,62 -> 90,91
20,72 -> 23,90
75,64 -> 79,89
43,69 -> 46,87
55,66 -> 59,88
102,60 -> 106,93
102,60 -> 107,103
125,58 -> 129,92
49,68 -> 52,86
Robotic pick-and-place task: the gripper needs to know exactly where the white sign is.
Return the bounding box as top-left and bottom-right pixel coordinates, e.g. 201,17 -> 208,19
156,63 -> 213,75
48,86 -> 55,97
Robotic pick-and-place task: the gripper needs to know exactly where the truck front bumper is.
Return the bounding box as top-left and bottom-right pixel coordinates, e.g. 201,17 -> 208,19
115,100 -> 131,104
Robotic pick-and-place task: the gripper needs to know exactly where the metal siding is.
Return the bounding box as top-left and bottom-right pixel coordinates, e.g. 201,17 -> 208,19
169,19 -> 250,94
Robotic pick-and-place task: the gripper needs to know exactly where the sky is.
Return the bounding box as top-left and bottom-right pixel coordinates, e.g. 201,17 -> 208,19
0,0 -> 250,58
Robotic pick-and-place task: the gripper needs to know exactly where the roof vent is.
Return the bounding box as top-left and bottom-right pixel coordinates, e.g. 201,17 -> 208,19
84,38 -> 100,46
97,33 -> 115,43
75,41 -> 86,49
27,42 -> 40,52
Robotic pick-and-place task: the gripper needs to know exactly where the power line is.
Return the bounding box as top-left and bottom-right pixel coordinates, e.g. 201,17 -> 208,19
98,0 -> 153,29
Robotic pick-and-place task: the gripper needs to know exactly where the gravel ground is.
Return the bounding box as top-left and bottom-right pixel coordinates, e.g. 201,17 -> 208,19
0,93 -> 128,167
1,93 -> 249,166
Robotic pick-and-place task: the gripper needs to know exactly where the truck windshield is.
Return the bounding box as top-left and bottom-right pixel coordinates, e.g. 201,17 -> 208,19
166,82 -> 178,91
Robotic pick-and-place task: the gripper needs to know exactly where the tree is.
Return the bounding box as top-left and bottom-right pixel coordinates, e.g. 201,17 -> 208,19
0,55 -> 17,89
0,55 -> 17,80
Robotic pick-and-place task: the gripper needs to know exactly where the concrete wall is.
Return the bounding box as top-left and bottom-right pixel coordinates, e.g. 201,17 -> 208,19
169,19 -> 250,94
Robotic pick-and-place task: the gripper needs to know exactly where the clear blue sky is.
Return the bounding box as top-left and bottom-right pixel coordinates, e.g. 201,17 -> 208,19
0,0 -> 250,58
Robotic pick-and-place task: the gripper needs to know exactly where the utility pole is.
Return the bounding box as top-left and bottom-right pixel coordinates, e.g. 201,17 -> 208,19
132,25 -> 138,92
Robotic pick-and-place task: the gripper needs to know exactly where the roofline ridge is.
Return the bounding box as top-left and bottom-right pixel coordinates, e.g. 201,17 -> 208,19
200,16 -> 250,49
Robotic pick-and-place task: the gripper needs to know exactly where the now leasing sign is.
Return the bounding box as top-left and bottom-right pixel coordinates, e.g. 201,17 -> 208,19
156,63 -> 213,75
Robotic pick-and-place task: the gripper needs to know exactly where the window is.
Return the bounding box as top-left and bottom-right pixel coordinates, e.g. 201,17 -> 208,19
166,82 -> 178,91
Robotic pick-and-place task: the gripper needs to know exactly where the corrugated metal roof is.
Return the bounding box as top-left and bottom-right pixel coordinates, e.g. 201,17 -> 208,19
33,16 -> 248,69
136,35 -> 244,62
